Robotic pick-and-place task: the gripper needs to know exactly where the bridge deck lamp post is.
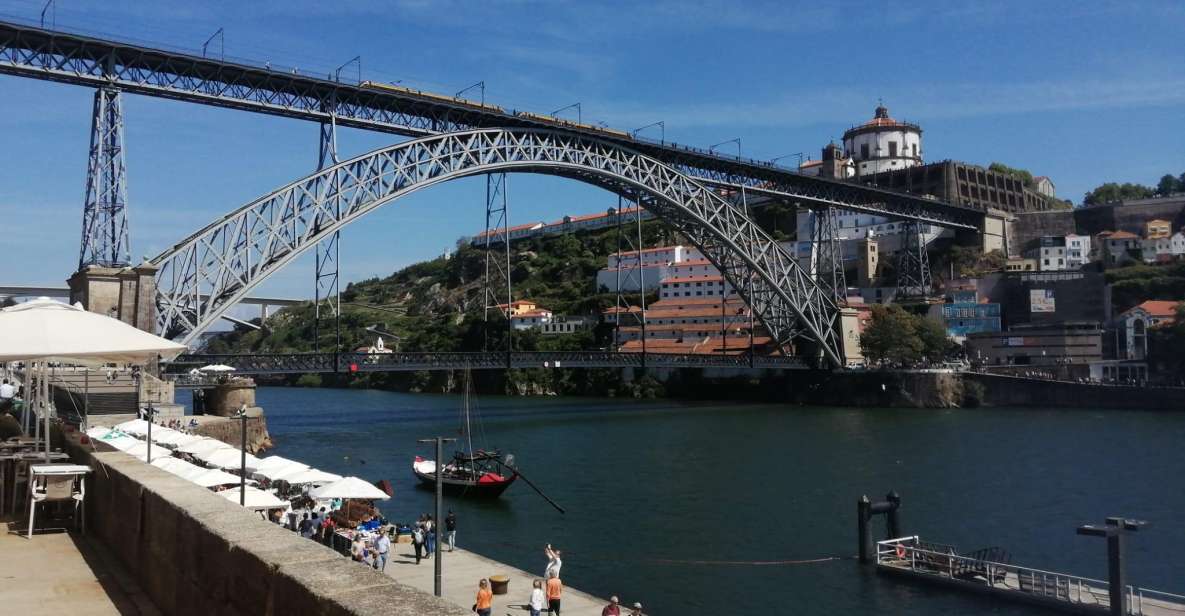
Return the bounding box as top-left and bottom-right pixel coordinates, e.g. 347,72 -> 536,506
1076,516 -> 1147,616
417,436 -> 457,598
632,121 -> 664,144
335,56 -> 361,84
456,81 -> 485,105
201,27 -> 224,60
771,152 -> 804,169
709,138 -> 741,158
233,404 -> 249,506
551,102 -> 581,124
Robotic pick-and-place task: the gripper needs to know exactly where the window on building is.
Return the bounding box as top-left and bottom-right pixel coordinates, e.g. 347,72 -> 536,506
860,143 -> 869,159
888,142 -> 898,157
912,143 -> 918,157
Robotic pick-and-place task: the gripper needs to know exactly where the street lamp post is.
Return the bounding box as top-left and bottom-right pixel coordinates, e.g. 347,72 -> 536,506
1077,517 -> 1147,616
551,103 -> 581,124
233,404 -> 249,506
143,405 -> 156,464
417,436 -> 457,597
709,138 -> 741,157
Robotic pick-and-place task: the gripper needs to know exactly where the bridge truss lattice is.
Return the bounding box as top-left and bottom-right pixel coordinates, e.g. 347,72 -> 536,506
150,128 -> 844,367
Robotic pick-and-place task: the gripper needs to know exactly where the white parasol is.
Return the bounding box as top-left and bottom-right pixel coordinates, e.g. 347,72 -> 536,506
308,476 -> 391,500
221,486 -> 286,510
199,364 -> 236,372
274,468 -> 342,485
177,438 -> 233,456
195,447 -> 262,470
0,298 -> 186,460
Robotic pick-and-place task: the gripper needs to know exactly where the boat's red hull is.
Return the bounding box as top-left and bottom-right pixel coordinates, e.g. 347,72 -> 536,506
413,468 -> 517,498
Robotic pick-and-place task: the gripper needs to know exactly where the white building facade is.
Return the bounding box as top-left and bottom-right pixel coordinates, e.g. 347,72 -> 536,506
843,104 -> 924,177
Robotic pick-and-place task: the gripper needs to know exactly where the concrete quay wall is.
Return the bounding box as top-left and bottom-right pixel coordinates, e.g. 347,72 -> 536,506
65,435 -> 469,616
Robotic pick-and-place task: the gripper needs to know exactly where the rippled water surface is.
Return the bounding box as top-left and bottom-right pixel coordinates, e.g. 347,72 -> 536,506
249,387 -> 1185,615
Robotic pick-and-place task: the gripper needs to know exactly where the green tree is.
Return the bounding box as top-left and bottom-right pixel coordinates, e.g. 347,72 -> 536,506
1156,173 -> 1183,196
1083,182 -> 1154,206
988,162 -> 1035,187
861,304 -> 952,366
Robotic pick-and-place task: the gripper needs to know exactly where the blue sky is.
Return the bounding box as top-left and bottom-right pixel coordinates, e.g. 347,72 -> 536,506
1,0 -> 1183,305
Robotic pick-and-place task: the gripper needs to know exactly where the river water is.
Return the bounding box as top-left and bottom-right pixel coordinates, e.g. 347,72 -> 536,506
253,386 -> 1185,614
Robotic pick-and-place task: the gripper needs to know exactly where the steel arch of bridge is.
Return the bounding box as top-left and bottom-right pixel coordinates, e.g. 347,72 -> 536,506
151,128 -> 843,367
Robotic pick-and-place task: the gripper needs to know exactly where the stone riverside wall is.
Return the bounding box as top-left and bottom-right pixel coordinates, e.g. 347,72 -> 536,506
194,415 -> 275,454
64,434 -> 469,616
966,373 -> 1182,410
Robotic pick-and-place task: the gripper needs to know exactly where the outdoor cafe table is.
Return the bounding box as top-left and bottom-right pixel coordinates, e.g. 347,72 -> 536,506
2,451 -> 70,514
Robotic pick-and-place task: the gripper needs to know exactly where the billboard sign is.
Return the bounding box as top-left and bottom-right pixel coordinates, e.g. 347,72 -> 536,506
1030,289 -> 1056,313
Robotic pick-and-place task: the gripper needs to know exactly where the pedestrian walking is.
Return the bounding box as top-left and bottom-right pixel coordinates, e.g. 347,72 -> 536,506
528,579 -> 546,616
628,602 -> 642,615
546,572 -> 562,615
425,515 -> 435,556
445,510 -> 457,552
474,578 -> 493,616
544,544 -> 562,579
602,596 -> 621,616
412,523 -> 425,565
299,513 -> 315,539
373,530 -> 391,572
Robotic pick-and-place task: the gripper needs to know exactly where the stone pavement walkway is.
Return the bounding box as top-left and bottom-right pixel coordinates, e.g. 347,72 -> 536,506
0,518 -> 159,615
380,541 -> 624,616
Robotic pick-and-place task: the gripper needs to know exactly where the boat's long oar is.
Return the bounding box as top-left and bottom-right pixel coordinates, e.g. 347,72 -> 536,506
511,467 -> 566,515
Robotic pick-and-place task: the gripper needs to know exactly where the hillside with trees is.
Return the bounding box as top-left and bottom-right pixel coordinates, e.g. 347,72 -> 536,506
206,221 -> 678,396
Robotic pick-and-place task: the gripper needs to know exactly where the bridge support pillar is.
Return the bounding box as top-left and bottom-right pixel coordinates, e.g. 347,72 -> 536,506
79,87 -> 131,269
313,117 -> 341,353
811,207 -> 847,306
895,221 -> 932,299
481,172 -> 513,362
67,261 -> 158,333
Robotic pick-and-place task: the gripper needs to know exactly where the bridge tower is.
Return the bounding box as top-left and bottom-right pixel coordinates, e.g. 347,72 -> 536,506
612,194 -> 648,358
481,173 -> 513,355
811,207 -> 847,306
895,221 -> 932,298
79,88 -> 131,269
312,115 -> 341,353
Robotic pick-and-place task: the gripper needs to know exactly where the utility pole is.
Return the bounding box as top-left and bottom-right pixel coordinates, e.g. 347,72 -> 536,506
417,436 -> 457,597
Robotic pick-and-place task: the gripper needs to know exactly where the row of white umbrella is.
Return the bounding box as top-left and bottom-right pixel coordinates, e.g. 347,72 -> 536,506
89,424 -> 387,499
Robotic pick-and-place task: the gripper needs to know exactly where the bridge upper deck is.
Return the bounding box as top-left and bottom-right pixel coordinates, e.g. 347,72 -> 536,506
0,18 -> 981,230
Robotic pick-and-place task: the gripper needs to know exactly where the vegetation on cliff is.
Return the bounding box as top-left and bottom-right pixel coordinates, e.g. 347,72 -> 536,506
206,220 -> 678,395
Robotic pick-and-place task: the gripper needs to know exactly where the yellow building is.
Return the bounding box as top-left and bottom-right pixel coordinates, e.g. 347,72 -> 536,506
1145,219 -> 1171,240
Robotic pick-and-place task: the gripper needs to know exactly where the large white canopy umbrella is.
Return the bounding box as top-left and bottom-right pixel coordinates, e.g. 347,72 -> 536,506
308,476 -> 391,500
149,428 -> 191,447
151,456 -> 205,479
199,364 -> 236,372
252,460 -> 309,481
275,468 -> 342,485
114,418 -> 153,436
221,486 -> 286,510
247,455 -> 304,474
190,468 -> 249,488
101,435 -> 142,452
0,298 -> 186,460
177,438 -> 233,456
195,447 -> 262,470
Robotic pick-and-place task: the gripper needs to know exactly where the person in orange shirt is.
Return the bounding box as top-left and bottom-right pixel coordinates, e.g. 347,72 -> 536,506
474,578 -> 493,616
546,572 -> 563,615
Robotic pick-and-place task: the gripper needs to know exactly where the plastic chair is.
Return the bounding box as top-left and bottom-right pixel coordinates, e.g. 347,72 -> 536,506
27,473 -> 84,538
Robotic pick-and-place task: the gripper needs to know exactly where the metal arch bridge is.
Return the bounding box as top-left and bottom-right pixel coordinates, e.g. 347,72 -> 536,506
153,127 -> 844,366
0,18 -> 984,231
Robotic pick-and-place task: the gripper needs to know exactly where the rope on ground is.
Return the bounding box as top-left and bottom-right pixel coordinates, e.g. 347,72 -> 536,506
648,555 -> 850,566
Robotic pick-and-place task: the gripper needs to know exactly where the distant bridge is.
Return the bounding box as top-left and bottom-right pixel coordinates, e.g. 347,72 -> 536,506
166,351 -> 809,376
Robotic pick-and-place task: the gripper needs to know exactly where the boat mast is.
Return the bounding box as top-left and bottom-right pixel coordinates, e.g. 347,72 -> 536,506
464,366 -> 475,475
